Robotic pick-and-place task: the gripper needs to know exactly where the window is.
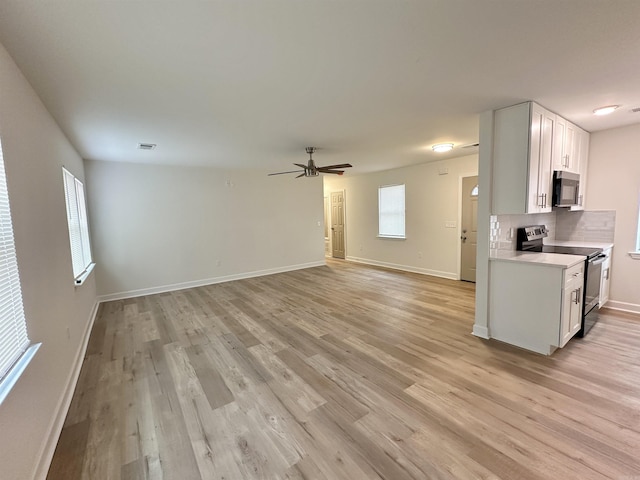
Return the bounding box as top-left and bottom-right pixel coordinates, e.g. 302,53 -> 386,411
62,168 -> 94,283
378,184 -> 405,238
0,138 -> 40,405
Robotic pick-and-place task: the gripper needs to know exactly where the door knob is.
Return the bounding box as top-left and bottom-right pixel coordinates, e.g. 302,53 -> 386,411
461,236 -> 467,242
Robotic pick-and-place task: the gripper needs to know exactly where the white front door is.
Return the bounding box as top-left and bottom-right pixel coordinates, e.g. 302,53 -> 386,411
460,176 -> 478,282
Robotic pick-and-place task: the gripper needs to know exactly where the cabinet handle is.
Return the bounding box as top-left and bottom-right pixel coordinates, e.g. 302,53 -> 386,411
574,287 -> 581,305
538,193 -> 547,208
604,268 -> 609,280
578,194 -> 583,206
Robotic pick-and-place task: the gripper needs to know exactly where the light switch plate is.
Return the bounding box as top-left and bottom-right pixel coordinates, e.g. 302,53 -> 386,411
445,221 -> 456,228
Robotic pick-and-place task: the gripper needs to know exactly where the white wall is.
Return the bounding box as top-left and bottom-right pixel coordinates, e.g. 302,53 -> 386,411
586,123 -> 640,313
324,154 -> 478,278
0,43 -> 98,479
85,160 -> 326,298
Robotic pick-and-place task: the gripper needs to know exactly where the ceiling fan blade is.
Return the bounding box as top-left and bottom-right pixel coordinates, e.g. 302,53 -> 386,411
296,172 -> 307,178
316,169 -> 345,175
268,170 -> 305,176
318,163 -> 352,169
294,163 -> 308,169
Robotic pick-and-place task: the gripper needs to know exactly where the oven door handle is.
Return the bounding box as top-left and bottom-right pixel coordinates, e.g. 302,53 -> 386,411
591,255 -> 607,266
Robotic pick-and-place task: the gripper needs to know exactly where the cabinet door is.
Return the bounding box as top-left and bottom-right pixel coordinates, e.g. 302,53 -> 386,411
528,104 -> 554,213
600,250 -> 612,307
571,127 -> 590,210
528,105 -> 543,213
569,285 -> 582,336
553,115 -> 567,171
565,122 -> 579,173
538,110 -> 554,212
560,282 -> 582,347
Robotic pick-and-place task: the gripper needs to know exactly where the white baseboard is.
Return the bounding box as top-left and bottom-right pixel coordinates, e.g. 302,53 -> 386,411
33,300 -> 100,480
472,324 -> 490,339
97,260 -> 327,302
604,300 -> 640,315
345,256 -> 458,281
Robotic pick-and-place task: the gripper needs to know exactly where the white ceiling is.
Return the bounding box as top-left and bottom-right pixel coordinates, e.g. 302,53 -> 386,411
0,1 -> 639,174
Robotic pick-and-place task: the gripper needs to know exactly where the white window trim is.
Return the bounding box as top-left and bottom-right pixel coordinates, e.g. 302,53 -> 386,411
0,343 -> 41,405
378,183 -> 406,239
0,137 -> 40,405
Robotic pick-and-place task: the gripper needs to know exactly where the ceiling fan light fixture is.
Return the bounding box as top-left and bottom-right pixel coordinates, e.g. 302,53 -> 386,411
432,143 -> 454,153
593,105 -> 619,116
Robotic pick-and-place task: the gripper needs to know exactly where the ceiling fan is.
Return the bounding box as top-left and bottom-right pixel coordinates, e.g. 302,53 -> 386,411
268,147 -> 352,178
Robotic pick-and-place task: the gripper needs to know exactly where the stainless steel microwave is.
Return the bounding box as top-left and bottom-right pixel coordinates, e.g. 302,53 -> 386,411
552,171 -> 580,207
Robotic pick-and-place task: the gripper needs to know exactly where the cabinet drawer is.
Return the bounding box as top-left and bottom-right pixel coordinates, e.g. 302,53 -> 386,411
564,263 -> 584,286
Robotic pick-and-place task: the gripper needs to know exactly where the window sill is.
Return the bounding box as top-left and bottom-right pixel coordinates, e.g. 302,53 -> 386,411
377,235 -> 406,240
629,252 -> 640,260
0,343 -> 41,405
75,262 -> 96,286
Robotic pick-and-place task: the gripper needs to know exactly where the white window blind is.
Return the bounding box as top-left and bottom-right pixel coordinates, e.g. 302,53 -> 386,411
0,138 -> 36,403
63,168 -> 93,279
378,184 -> 406,238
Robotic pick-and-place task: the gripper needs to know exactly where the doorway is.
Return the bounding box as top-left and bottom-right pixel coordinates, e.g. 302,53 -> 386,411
460,176 -> 478,282
330,191 -> 345,259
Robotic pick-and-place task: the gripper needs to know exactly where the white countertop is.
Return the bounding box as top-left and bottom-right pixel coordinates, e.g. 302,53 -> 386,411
544,240 -> 614,250
489,249 -> 586,268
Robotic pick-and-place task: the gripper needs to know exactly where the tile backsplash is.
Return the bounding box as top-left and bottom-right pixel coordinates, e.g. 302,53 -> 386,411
490,212 -> 556,250
490,209 -> 615,251
555,209 -> 616,243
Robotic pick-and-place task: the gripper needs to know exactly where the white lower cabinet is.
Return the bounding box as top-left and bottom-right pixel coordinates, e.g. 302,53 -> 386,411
560,264 -> 584,347
489,260 -> 584,355
599,247 -> 613,307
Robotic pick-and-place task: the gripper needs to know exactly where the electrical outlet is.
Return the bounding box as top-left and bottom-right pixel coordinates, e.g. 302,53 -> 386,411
418,251 -> 423,258
66,327 -> 70,340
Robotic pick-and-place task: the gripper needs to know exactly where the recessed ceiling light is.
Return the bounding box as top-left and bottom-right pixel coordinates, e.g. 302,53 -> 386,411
137,143 -> 157,150
593,105 -> 619,116
432,143 -> 454,153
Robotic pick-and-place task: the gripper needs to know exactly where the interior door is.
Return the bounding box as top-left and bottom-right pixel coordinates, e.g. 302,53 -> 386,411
330,191 -> 345,259
460,176 -> 478,282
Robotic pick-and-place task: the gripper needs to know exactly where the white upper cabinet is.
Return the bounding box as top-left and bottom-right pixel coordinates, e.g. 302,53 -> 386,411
571,127 -> 590,210
492,101 -> 590,215
553,117 -> 582,174
492,102 -> 554,214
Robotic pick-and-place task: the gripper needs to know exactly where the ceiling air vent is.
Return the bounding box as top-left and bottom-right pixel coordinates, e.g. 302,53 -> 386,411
631,107 -> 640,113
137,143 -> 156,150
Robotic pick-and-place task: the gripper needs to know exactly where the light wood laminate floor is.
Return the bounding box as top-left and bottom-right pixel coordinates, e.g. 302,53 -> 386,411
47,260 -> 640,480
